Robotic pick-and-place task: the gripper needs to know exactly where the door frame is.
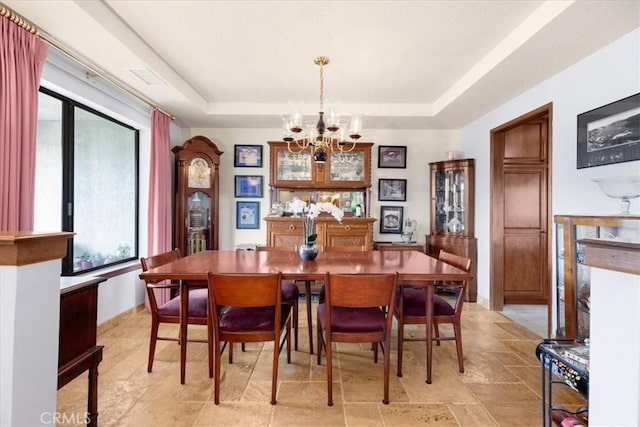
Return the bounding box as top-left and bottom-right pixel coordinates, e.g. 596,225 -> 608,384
490,103 -> 553,317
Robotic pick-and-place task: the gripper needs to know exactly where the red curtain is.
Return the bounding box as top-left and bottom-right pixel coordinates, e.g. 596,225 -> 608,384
146,109 -> 172,310
0,18 -> 48,231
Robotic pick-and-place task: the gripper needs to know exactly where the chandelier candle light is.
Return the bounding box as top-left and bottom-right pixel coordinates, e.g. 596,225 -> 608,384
282,56 -> 363,162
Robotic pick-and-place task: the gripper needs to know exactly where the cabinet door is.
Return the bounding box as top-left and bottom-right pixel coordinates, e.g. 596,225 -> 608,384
324,148 -> 370,187
270,145 -> 315,187
267,219 -> 325,248
430,159 -> 474,237
324,221 -> 373,250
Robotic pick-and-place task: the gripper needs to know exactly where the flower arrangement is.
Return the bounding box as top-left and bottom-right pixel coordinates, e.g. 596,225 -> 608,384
301,201 -> 344,246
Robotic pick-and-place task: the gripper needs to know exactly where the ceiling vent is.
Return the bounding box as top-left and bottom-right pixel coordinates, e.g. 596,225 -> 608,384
127,68 -> 166,85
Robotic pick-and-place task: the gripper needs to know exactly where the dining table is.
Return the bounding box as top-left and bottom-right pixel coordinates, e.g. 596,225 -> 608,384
138,249 -> 473,384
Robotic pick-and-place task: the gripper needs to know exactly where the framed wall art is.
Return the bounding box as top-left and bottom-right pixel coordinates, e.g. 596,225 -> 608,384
380,206 -> 403,234
236,201 -> 260,229
378,145 -> 407,168
234,145 -> 263,167
577,92 -> 640,169
378,178 -> 407,201
234,175 -> 263,198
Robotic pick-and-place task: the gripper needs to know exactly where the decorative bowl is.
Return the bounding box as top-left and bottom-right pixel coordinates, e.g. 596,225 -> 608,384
592,176 -> 640,214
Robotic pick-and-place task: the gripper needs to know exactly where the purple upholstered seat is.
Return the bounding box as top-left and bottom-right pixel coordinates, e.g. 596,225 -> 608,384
157,288 -> 209,318
219,305 -> 292,332
281,280 -> 299,300
394,287 -> 455,317
317,304 -> 386,332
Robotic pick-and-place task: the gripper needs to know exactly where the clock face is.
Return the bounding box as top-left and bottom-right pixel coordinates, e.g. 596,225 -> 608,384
187,157 -> 211,189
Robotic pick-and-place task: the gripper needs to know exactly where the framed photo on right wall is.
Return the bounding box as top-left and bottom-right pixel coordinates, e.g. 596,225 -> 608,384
380,206 -> 403,234
577,92 -> 640,169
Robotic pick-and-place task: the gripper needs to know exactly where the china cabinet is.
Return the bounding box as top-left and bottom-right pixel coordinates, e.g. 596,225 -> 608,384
172,136 -> 223,256
265,141 -> 375,249
553,214 -> 640,339
426,158 -> 477,302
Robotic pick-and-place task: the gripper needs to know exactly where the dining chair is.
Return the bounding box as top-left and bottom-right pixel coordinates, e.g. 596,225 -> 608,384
316,272 -> 398,406
255,246 -> 301,350
139,249 -> 208,384
394,249 -> 471,379
206,272 -> 292,405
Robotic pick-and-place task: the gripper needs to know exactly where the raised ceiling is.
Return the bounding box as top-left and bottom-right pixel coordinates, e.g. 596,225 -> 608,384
4,0 -> 640,129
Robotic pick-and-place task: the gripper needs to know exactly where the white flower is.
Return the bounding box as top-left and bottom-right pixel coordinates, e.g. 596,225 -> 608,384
306,201 -> 343,223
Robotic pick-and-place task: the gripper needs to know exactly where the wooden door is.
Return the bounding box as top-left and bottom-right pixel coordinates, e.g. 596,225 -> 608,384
490,104 -> 552,310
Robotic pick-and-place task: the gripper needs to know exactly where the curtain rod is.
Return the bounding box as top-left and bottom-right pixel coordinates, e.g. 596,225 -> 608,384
0,2 -> 176,121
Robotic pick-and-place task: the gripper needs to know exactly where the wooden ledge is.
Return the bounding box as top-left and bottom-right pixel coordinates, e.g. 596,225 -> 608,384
0,231 -> 73,266
579,238 -> 640,276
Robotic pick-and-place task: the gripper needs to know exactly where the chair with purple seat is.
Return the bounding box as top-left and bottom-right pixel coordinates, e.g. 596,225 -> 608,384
255,246 -> 301,350
316,272 -> 398,406
140,249 -> 209,384
395,249 -> 471,380
206,272 -> 292,404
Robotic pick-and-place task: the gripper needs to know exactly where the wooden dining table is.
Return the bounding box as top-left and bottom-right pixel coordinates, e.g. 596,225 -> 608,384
139,249 -> 473,384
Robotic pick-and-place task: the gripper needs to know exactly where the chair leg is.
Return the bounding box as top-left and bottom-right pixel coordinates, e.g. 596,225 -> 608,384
147,320 -> 159,373
326,332 -> 333,406
396,318 -> 404,377
383,335 -> 391,405
434,323 -> 441,346
316,314 -> 323,365
454,321 -> 464,373
214,338 -> 221,404
271,336 -> 279,405
292,299 -> 299,351
286,317 -> 292,364
373,342 -> 379,364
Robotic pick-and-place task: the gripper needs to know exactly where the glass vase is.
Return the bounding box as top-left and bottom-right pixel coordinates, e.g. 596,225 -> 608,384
297,244 -> 318,261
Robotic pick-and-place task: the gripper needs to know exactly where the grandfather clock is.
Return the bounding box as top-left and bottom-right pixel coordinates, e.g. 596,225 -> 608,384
172,135 -> 223,255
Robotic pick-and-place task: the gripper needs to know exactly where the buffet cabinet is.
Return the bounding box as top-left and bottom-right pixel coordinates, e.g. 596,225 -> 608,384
266,217 -> 376,250
426,158 -> 477,301
554,214 -> 640,339
265,141 -> 376,249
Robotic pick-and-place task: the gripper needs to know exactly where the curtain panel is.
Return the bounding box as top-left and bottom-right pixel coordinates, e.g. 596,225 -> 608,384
146,109 -> 173,310
0,17 -> 48,231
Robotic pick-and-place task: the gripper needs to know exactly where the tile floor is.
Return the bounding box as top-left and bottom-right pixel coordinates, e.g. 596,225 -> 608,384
56,301 -> 585,426
500,305 -> 548,338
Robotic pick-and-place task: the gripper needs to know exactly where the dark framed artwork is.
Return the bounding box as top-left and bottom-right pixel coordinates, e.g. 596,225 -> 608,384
234,175 -> 263,198
577,92 -> 640,169
236,201 -> 260,229
378,145 -> 407,168
234,145 -> 263,167
380,206 -> 403,234
378,179 -> 407,201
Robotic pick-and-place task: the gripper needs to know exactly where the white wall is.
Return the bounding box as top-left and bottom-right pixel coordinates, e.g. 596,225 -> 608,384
459,27 -> 640,304
187,128 -> 459,250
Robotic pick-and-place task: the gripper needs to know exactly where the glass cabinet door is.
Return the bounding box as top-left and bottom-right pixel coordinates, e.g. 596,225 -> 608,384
434,168 -> 466,233
555,222 -> 566,337
273,147 -> 313,185
328,151 -> 365,183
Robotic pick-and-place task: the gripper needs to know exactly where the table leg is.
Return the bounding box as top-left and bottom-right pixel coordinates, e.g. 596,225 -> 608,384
180,281 -> 188,385
305,281 -> 314,355
425,284 -> 434,384
86,347 -> 103,427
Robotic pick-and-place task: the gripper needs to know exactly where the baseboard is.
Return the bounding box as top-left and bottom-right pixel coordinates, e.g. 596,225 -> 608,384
475,294 -> 490,310
97,303 -> 146,336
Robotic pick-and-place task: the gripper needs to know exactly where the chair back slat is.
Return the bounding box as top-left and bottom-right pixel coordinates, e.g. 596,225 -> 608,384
140,248 -> 181,273
326,273 -> 397,308
208,273 -> 281,307
438,250 -> 471,273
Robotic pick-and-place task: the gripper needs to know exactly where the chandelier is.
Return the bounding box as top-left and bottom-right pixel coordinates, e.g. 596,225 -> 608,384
282,56 -> 362,162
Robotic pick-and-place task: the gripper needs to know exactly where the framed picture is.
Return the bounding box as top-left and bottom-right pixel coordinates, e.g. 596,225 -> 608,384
234,145 -> 263,167
380,206 -> 403,234
378,179 -> 407,201
577,92 -> 640,169
234,175 -> 263,198
236,201 -> 260,229
378,145 -> 407,168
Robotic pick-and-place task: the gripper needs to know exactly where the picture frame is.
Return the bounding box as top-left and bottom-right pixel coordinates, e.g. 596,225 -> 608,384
234,145 -> 263,167
378,178 -> 407,201
380,206 -> 403,234
378,145 -> 407,168
236,201 -> 260,229
577,92 -> 640,169
234,175 -> 263,198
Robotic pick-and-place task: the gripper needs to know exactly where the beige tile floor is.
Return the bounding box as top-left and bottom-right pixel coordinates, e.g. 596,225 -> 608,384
56,301 -> 586,426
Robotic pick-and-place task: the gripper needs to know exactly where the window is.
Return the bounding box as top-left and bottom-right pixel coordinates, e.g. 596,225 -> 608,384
35,88 -> 139,275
